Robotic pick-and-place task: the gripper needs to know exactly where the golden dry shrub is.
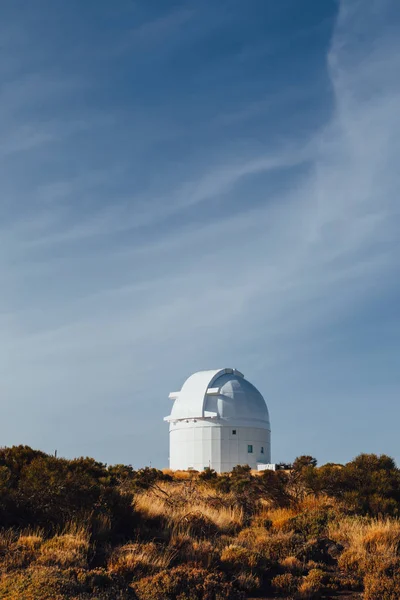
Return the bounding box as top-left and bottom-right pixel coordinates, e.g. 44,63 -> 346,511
108,541 -> 176,578
14,534 -> 43,569
234,571 -> 261,594
280,555 -> 303,574
36,527 -> 89,568
171,470 -> 197,480
0,531 -> 44,571
75,567 -> 138,597
271,572 -> 300,598
220,543 -> 268,573
169,534 -> 217,568
0,566 -> 136,600
364,570 -> 400,600
283,506 -> 336,539
16,534 -> 42,552
134,483 -> 243,537
132,565 -> 244,600
259,531 -> 299,562
0,530 -> 15,572
265,507 -> 298,530
237,526 -> 299,563
337,548 -> 364,577
251,511 -> 272,530
0,566 -> 81,600
298,568 -> 325,598
330,517 -> 400,577
237,525 -> 270,548
174,511 -> 219,538
162,468 -> 174,477
0,529 -> 13,556
299,495 -> 334,512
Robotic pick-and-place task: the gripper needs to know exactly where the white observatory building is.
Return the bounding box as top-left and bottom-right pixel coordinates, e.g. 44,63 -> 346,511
164,368 -> 271,472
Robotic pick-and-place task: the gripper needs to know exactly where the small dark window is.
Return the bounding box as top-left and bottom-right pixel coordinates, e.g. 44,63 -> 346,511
248,444 -> 253,453
232,430 -> 237,435
261,446 -> 264,454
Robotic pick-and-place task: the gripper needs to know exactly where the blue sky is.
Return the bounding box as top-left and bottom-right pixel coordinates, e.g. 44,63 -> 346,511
1,0 -> 399,468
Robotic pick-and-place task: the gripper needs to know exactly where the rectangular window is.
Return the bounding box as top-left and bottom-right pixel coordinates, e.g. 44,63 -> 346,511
248,444 -> 253,453
261,446 -> 264,454
232,430 -> 236,435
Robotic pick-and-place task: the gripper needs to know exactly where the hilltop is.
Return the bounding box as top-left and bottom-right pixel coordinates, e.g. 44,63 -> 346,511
1,447 -> 400,599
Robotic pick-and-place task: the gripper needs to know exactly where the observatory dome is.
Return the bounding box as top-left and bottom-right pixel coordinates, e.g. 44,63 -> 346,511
204,372 -> 270,424
165,369 -> 271,472
166,368 -> 270,428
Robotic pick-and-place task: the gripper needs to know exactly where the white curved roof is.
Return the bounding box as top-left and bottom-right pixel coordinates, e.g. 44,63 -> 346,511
165,368 -> 270,429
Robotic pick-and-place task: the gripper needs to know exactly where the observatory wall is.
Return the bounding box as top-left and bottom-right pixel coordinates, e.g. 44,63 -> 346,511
169,419 -> 271,472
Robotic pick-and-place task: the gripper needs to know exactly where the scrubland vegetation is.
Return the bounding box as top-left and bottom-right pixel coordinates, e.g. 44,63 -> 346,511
2,448 -> 400,598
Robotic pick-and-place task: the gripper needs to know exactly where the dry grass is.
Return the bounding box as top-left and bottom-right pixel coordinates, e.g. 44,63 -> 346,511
300,494 -> 335,511
237,525 -> 270,548
280,555 -> 303,573
0,526 -> 90,573
163,469 -> 195,480
169,534 -> 218,567
261,494 -> 335,532
17,534 -> 43,551
36,524 -> 90,568
0,530 -> 44,572
329,515 -> 400,549
108,541 -> 176,577
220,544 -> 261,570
363,570 -> 400,600
271,572 -> 300,597
238,525 -> 298,562
263,507 -> 298,530
161,468 -> 174,477
298,568 -> 325,598
0,566 -> 136,600
235,571 -> 261,593
134,482 -> 244,535
2,476 -> 398,599
329,516 -> 400,575
0,566 -> 80,600
0,529 -> 15,557
132,565 -> 242,600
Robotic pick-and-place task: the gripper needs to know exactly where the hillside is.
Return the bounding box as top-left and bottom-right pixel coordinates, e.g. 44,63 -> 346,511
1,448 -> 400,599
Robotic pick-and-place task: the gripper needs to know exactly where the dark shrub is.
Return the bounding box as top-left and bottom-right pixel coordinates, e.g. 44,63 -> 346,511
133,565 -> 244,600
315,454 -> 400,516
0,446 -> 136,537
198,467 -> 218,482
176,511 -> 219,537
283,508 -> 334,538
271,572 -> 299,598
0,566 -> 137,599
